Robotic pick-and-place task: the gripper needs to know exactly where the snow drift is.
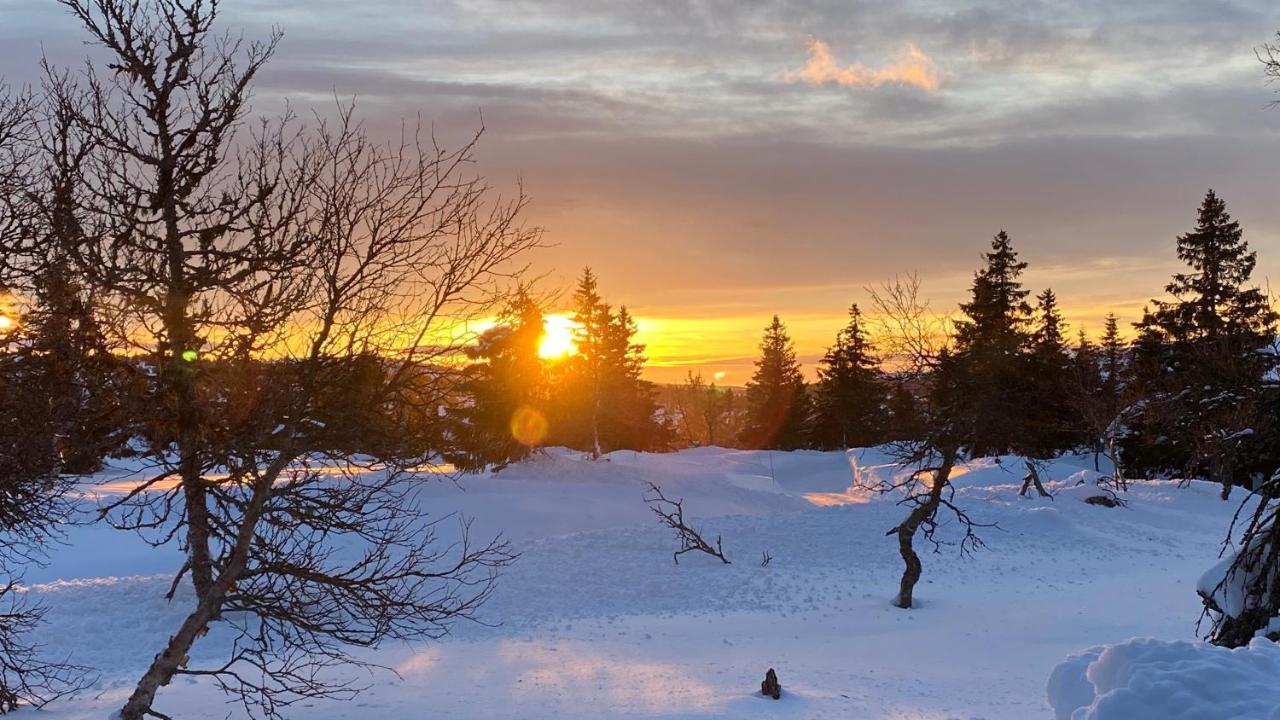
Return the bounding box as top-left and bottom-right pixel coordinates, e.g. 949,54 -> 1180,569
1047,638 -> 1280,720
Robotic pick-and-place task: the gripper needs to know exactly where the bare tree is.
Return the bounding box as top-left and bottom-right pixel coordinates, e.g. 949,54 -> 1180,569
643,482 -> 731,565
0,1 -> 541,717
1261,32 -> 1280,101
862,274 -> 992,609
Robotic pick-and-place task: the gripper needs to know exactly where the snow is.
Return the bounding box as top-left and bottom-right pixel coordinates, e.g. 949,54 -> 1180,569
1047,638 -> 1280,719
1195,491 -> 1271,630
12,447 -> 1254,719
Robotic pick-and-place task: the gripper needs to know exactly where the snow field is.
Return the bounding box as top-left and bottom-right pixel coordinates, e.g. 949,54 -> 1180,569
17,447 -> 1251,719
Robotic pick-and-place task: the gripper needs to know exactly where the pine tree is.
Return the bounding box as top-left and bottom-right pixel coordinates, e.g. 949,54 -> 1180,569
448,288 -> 547,471
1129,190 -> 1278,496
557,268 -> 611,456
952,231 -> 1033,456
1149,190 -> 1273,342
739,315 -> 810,450
1021,288 -> 1079,458
1099,313 -> 1124,415
886,382 -> 923,441
810,304 -> 885,449
11,259 -> 137,473
703,383 -> 737,447
598,305 -> 666,451
552,268 -> 664,456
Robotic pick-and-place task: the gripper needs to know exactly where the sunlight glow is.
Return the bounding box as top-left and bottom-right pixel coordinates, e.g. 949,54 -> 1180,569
0,315 -> 11,331
538,315 -> 578,359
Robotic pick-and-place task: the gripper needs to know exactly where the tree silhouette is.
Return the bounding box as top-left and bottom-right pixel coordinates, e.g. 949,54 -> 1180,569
810,304 -> 885,449
740,315 -> 810,450
1130,190 -> 1277,497
2,2 -> 539,716
953,231 -> 1033,457
449,288 -> 548,471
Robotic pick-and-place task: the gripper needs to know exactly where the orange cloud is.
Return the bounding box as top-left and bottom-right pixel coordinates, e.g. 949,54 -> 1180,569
788,39 -> 941,92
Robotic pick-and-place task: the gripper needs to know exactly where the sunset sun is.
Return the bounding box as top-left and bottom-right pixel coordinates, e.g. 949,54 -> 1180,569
537,315 -> 578,359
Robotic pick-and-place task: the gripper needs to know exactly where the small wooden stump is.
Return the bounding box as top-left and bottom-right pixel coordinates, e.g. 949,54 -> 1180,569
760,668 -> 781,699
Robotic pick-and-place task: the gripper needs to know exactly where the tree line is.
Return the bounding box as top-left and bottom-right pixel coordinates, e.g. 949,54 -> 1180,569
456,189 -> 1278,503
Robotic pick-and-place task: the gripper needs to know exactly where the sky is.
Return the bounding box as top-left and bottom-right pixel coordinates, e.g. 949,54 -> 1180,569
4,0 -> 1280,383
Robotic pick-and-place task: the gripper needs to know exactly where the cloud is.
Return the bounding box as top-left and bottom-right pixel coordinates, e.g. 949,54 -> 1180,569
787,39 -> 941,92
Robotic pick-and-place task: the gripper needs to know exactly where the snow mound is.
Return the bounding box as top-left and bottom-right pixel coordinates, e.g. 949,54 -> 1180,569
1047,637 -> 1280,719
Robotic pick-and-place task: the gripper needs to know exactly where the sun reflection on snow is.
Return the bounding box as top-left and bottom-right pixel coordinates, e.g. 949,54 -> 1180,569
500,641 -> 719,714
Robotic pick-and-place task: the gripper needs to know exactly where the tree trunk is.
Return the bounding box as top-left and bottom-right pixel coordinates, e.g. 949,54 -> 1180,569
1019,459 -> 1050,497
120,455 -> 289,719
1211,454 -> 1234,501
892,456 -> 953,609
119,589 -> 222,719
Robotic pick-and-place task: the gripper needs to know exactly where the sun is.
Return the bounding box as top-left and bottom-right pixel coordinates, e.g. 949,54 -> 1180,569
538,315 -> 578,359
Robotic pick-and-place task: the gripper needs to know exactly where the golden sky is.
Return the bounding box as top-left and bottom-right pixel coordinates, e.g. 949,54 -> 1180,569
6,1 -> 1280,385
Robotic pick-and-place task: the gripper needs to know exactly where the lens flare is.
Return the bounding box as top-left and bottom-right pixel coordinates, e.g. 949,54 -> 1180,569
510,406 -> 549,447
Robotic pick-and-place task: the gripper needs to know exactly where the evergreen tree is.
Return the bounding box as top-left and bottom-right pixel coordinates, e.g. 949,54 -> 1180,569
810,304 -> 885,449
1099,313 -> 1124,416
703,383 -> 738,447
552,268 -> 664,456
952,231 -> 1033,456
1021,288 -> 1079,457
739,315 -> 810,450
1068,327 -> 1109,466
885,382 -> 923,442
6,259 -> 137,473
1129,190 -> 1278,496
597,305 -> 666,451
447,289 -> 547,471
1147,190 -> 1274,343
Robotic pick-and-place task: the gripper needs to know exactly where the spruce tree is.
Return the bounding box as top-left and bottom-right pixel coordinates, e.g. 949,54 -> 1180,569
1070,328 -> 1105,464
1129,190 -> 1278,495
448,288 -> 547,471
1099,313 -> 1124,415
952,231 -> 1033,456
598,305 -> 665,451
1149,190 -> 1273,342
552,268 -> 664,455
886,382 -> 923,442
810,304 -> 885,449
739,315 -> 810,450
1021,288 -> 1079,457
703,383 -> 737,447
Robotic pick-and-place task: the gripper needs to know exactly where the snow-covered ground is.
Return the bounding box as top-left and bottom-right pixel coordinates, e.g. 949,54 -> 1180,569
16,447 -> 1249,719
